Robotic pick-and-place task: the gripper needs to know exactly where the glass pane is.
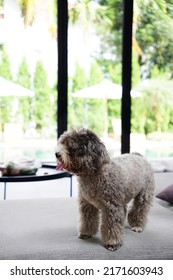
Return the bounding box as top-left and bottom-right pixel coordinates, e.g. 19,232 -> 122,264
131,0 -> 173,159
0,0 -> 57,163
68,0 -> 123,158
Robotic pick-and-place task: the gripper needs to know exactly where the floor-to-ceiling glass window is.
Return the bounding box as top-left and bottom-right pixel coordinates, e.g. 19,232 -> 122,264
0,0 -> 57,162
131,0 -> 173,158
68,0 -> 123,157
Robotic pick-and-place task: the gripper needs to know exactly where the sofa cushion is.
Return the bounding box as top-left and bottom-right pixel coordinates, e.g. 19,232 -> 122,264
0,197 -> 173,260
150,158 -> 173,172
156,184 -> 173,204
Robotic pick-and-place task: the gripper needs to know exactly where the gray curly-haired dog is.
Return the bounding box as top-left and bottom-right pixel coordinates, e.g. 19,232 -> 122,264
55,128 -> 155,251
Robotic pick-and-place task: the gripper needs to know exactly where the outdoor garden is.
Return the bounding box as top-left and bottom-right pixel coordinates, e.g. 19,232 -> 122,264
1,0 -> 173,160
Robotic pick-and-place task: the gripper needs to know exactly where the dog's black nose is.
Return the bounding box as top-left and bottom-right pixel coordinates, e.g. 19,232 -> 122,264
55,152 -> 60,158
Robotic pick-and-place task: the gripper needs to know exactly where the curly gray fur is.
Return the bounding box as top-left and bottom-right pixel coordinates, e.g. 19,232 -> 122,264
56,128 -> 155,251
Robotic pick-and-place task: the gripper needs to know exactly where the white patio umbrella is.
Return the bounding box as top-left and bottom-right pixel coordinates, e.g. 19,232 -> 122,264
0,76 -> 35,97
72,79 -> 141,99
72,79 -> 141,134
0,76 -> 35,124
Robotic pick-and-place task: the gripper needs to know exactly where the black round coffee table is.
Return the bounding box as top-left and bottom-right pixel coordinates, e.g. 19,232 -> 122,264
0,163 -> 73,200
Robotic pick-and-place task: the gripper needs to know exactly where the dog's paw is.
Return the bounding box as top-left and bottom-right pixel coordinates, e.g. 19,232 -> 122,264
131,226 -> 143,233
78,233 -> 92,239
105,243 -> 122,251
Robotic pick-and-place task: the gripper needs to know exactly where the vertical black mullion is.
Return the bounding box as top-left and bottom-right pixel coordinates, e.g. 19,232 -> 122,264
57,0 -> 68,138
121,0 -> 133,154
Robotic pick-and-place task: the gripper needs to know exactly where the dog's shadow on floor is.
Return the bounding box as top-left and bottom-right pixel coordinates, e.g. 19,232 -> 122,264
78,234 -> 104,248
77,225 -> 141,250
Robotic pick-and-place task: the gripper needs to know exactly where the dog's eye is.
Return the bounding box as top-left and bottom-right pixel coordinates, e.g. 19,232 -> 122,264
69,147 -> 84,156
69,147 -> 76,155
78,148 -> 84,155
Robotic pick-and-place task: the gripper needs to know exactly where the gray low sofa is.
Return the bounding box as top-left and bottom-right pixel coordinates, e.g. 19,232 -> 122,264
0,172 -> 173,260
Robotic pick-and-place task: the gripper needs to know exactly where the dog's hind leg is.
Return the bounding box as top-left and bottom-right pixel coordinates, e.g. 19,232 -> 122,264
78,197 -> 99,239
128,184 -> 154,232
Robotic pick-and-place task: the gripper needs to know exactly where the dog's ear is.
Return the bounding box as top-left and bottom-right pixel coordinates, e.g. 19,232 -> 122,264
92,141 -> 110,170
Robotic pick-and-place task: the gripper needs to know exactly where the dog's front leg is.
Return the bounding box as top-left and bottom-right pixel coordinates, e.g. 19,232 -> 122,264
101,205 -> 125,251
78,197 -> 99,239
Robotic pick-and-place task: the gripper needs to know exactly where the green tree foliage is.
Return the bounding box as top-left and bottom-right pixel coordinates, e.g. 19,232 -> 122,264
18,0 -> 57,36
0,47 -> 13,131
0,48 -> 12,80
97,0 -> 123,63
87,62 -> 105,135
18,0 -> 35,26
97,0 -> 173,135
132,49 -> 141,87
69,62 -> 107,136
136,0 -> 173,78
33,60 -> 52,131
0,0 -> 3,8
16,57 -> 32,130
88,61 -> 103,86
2,0 -> 173,139
132,79 -> 173,134
68,63 -> 88,129
0,50 -> 56,138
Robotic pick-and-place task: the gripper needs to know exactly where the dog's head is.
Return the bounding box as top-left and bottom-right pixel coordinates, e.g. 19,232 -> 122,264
55,128 -> 110,175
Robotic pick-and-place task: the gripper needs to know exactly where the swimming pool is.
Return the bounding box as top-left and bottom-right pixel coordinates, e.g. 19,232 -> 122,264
1,137 -> 173,163
1,145 -> 173,164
